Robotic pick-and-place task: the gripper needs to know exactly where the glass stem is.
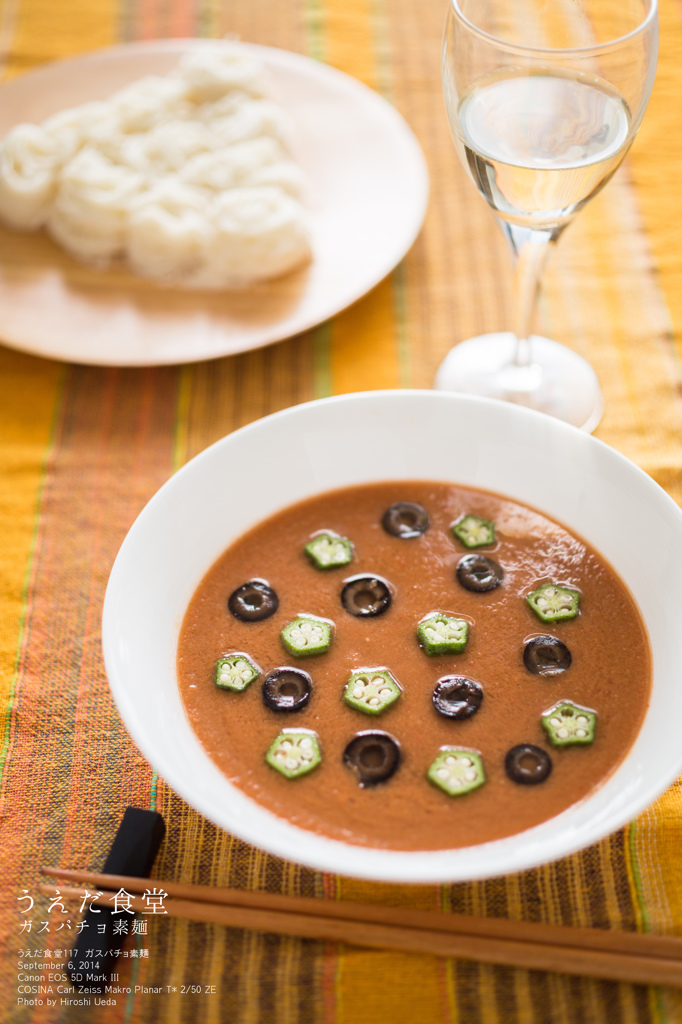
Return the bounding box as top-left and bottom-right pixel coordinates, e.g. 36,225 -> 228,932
501,223 -> 561,369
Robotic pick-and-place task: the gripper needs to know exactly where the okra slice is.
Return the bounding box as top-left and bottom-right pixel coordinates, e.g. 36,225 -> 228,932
427,748 -> 486,796
541,700 -> 597,747
266,729 -> 322,779
452,514 -> 495,549
305,532 -> 353,570
214,653 -> 261,692
527,582 -> 580,623
418,613 -> 469,655
281,615 -> 333,657
343,669 -> 401,716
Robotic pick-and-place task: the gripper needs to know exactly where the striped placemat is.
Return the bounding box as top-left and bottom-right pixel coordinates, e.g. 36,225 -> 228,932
1,0 -> 681,1021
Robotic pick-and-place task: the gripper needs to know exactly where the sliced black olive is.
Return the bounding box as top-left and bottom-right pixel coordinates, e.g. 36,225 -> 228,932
381,502 -> 430,539
262,668 -> 312,712
456,554 -> 504,593
505,744 -> 552,785
228,580 -> 279,622
432,676 -> 483,719
341,575 -> 392,617
343,730 -> 401,786
523,635 -> 572,676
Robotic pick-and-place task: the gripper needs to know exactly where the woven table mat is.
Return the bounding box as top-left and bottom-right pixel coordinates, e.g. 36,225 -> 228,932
1,0 -> 681,1022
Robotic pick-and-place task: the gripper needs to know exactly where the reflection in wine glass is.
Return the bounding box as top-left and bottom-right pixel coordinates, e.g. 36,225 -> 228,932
435,0 -> 658,430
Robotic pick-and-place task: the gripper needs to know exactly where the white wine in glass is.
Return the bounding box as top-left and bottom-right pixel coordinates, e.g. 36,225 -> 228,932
436,0 -> 658,430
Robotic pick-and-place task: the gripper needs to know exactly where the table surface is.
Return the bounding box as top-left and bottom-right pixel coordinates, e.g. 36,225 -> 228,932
1,0 -> 681,1022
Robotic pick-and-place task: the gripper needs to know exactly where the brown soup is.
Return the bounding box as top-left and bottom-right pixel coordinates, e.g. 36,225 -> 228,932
177,481 -> 651,851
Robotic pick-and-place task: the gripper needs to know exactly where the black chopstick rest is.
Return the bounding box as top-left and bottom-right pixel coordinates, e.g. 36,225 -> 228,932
66,807 -> 165,994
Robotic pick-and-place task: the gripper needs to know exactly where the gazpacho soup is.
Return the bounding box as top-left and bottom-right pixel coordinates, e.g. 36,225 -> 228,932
177,481 -> 651,851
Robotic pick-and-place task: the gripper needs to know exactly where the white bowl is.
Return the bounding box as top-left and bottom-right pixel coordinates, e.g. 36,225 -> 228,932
103,391 -> 682,882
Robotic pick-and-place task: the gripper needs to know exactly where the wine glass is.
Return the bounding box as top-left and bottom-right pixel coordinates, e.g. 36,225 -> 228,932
435,0 -> 658,430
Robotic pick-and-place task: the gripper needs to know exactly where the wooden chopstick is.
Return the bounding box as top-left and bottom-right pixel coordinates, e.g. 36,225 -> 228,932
39,870 -> 682,989
41,865 -> 682,960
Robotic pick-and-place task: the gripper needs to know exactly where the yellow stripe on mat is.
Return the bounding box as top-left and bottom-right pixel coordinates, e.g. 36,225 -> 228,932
630,796 -> 682,1022
629,0 -> 682,368
8,0 -> 118,66
0,352 -> 61,776
335,879 -> 447,1024
0,0 -> 79,781
322,0 -> 401,395
543,175 -> 682,484
330,280 -> 401,394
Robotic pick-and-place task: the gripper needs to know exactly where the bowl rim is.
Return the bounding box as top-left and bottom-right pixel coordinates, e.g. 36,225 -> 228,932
102,390 -> 682,881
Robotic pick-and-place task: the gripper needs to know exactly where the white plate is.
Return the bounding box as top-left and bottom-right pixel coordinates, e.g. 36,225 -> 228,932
0,40 -> 428,366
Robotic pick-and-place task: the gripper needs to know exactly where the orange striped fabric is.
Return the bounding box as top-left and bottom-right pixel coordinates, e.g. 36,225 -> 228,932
0,0 -> 681,1021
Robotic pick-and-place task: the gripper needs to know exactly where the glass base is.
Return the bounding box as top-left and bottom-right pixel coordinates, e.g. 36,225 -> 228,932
433,333 -> 604,433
